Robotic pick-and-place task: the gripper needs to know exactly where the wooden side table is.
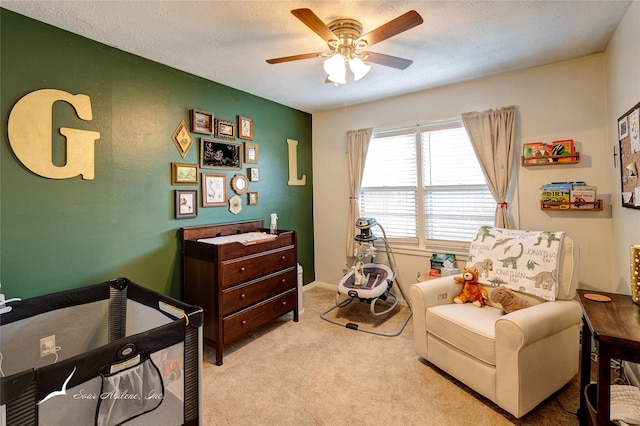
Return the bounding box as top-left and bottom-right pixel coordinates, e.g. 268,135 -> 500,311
576,290 -> 640,425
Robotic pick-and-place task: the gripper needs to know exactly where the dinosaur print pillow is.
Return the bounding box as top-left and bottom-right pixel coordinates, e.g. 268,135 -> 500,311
467,227 -> 565,301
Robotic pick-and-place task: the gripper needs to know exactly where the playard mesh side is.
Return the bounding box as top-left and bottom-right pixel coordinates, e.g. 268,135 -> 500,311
0,278 -> 203,426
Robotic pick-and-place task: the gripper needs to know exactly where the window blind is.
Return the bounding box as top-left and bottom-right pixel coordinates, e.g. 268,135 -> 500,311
359,120 -> 495,248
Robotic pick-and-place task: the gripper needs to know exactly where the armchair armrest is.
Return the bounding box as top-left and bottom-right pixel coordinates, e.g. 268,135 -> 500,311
495,299 -> 582,415
410,277 -> 463,358
495,299 -> 582,349
410,277 -> 463,311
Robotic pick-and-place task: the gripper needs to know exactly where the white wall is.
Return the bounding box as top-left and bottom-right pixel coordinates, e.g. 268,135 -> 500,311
605,0 -> 640,295
604,0 -> 640,386
313,54 -> 614,295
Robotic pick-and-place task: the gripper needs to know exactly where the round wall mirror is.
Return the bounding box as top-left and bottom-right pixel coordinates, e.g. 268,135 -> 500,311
231,173 -> 249,194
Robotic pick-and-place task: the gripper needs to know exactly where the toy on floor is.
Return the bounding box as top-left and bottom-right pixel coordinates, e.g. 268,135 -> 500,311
453,268 -> 488,307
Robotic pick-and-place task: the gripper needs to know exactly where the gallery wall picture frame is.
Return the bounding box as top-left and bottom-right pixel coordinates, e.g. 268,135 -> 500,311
238,115 -> 254,140
248,192 -> 259,205
231,173 -> 249,195
190,109 -> 214,135
244,142 -> 259,164
175,189 -> 198,219
228,194 -> 242,214
618,101 -> 640,209
249,167 -> 260,182
214,118 -> 236,140
172,120 -> 194,158
171,162 -> 199,185
200,138 -> 243,170
201,172 -> 227,207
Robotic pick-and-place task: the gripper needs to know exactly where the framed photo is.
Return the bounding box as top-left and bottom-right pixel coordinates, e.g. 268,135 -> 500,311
171,162 -> 199,185
214,118 -> 236,140
175,190 -> 197,219
200,138 -> 242,170
172,120 -> 194,158
619,116 -> 629,141
231,173 -> 249,195
228,194 -> 242,215
244,142 -> 259,164
201,172 -> 227,207
190,109 -> 214,135
249,167 -> 260,182
238,115 -> 254,140
248,192 -> 259,205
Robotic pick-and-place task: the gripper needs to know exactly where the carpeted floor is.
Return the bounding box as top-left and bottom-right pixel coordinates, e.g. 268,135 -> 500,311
200,285 -> 581,425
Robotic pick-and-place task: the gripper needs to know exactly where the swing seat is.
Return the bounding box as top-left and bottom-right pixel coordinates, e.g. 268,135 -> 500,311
338,263 -> 393,300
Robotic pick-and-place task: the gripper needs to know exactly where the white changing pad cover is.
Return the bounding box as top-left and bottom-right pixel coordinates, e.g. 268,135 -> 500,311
198,232 -> 276,245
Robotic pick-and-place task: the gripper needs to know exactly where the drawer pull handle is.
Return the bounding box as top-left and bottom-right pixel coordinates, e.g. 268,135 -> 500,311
281,278 -> 286,283
241,320 -> 247,326
240,294 -> 246,299
282,301 -> 287,306
280,255 -> 286,260
240,267 -> 246,272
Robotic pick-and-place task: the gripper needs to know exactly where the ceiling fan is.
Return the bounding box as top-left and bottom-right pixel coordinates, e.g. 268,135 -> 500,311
266,8 -> 423,84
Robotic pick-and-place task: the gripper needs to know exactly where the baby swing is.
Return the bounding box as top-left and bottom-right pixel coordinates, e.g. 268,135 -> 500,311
320,217 -> 412,336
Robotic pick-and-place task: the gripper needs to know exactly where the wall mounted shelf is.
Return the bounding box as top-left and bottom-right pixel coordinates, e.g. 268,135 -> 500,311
540,199 -> 603,211
522,152 -> 580,166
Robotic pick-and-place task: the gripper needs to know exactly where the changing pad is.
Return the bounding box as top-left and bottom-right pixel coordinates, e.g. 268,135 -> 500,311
198,232 -> 276,245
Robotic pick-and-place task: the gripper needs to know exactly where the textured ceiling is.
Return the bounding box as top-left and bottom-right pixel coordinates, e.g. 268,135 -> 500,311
1,1 -> 632,113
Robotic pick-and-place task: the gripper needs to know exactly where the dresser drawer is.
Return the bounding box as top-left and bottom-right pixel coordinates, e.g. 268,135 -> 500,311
219,247 -> 296,288
221,267 -> 297,316
223,289 -> 297,344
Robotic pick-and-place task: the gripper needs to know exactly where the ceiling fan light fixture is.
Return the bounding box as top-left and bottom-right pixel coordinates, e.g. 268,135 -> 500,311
327,71 -> 347,85
349,57 -> 371,81
324,54 -> 347,84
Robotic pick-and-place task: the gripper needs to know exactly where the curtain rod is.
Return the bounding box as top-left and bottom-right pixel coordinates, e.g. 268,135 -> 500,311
374,117 -> 462,134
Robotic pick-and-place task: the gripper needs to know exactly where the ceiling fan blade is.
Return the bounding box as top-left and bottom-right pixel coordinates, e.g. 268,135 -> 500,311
266,52 -> 323,64
362,52 -> 413,70
357,10 -> 423,47
291,8 -> 336,42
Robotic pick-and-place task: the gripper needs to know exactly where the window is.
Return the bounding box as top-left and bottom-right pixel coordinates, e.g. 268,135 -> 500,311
359,120 -> 495,250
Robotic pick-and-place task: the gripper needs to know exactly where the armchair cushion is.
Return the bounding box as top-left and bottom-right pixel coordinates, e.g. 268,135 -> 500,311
427,303 -> 502,365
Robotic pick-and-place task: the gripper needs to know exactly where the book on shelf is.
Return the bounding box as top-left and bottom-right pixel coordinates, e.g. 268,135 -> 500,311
541,183 -> 571,208
570,184 -> 597,209
523,142 -> 552,164
551,139 -> 575,162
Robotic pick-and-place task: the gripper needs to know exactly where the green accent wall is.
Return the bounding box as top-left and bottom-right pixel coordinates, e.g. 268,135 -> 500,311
0,9 -> 314,300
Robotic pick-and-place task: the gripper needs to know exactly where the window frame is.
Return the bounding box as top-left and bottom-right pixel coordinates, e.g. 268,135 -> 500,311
359,119 -> 495,255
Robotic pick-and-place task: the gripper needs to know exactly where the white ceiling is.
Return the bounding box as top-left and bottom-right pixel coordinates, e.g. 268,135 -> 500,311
1,1 -> 632,114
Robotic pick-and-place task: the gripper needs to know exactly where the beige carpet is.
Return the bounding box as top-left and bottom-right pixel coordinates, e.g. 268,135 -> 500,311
200,286 -> 580,425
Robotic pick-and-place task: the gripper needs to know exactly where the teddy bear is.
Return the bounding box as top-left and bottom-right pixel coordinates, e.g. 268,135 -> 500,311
453,268 -> 488,307
490,286 -> 531,314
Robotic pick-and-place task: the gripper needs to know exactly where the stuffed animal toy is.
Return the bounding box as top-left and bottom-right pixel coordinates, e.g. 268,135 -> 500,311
453,268 -> 488,307
490,286 -> 531,314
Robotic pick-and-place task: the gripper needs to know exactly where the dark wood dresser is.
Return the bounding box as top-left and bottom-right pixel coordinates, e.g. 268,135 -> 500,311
182,220 -> 298,365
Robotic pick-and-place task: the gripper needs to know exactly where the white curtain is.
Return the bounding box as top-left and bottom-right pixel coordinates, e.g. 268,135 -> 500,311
346,128 -> 372,257
462,106 -> 517,228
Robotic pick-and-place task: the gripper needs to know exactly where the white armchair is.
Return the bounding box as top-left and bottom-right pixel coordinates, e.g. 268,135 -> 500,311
410,231 -> 582,419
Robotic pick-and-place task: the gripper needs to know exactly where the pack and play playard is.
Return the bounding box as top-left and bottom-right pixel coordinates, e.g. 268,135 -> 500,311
0,278 -> 203,426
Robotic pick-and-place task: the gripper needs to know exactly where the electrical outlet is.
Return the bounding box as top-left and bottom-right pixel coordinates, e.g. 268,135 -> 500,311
40,335 -> 55,357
